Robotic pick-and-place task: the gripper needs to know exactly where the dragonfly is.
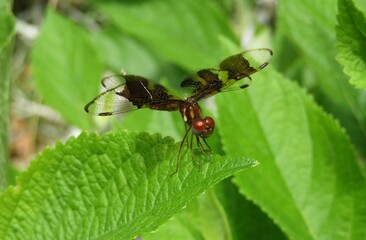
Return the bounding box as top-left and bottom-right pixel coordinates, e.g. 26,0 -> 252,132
84,48 -> 273,173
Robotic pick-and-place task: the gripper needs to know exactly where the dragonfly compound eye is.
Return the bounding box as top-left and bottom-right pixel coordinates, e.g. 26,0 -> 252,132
192,119 -> 206,136
192,117 -> 215,138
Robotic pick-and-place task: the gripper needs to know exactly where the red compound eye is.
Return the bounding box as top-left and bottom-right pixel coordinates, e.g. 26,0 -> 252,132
205,117 -> 215,129
192,117 -> 215,138
192,119 -> 206,135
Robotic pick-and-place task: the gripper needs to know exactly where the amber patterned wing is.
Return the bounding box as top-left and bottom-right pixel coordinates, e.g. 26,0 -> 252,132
180,48 -> 273,101
84,74 -> 184,116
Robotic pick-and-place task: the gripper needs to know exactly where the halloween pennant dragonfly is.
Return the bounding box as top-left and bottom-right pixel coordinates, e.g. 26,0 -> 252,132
85,48 -> 273,173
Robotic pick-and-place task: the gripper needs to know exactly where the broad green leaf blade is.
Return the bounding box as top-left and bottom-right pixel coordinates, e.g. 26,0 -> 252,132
31,9 -> 103,129
192,190 -> 232,240
213,179 -> 286,240
0,132 -> 256,239
336,0 -> 366,89
143,189 -> 232,240
217,68 -> 366,239
0,0 -> 15,190
144,179 -> 286,240
276,0 -> 366,161
96,0 -> 237,71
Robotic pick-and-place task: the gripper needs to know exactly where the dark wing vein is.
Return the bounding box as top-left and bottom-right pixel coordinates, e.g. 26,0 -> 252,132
85,75 -> 183,116
181,48 -> 273,101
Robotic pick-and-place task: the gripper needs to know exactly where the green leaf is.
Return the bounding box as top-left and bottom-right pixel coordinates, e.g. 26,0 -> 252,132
276,0 -> 366,163
0,0 -> 14,51
113,110 -> 185,142
144,179 -> 286,240
0,0 -> 15,190
96,0 -> 237,71
0,131 -> 256,239
213,179 -> 286,240
336,0 -> 366,89
216,68 -> 366,239
31,9 -> 103,129
92,25 -> 160,77
143,189 -> 231,240
6,164 -> 21,186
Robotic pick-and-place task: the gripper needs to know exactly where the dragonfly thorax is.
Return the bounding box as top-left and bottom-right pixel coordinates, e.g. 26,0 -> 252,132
180,97 -> 202,125
180,97 -> 215,138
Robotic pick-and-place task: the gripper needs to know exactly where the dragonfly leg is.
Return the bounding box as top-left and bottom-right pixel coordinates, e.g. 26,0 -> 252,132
184,123 -> 189,148
190,133 -> 201,169
196,136 -> 207,155
171,125 -> 192,176
202,138 -> 212,153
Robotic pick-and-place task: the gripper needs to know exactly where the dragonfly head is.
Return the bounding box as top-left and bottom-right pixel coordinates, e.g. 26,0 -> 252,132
192,116 -> 215,138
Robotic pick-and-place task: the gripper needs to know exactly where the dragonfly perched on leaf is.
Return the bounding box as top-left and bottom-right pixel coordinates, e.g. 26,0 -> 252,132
84,48 -> 273,173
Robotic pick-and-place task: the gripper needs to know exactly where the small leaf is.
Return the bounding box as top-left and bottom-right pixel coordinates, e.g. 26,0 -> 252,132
217,68 -> 366,239
31,9 -> 103,129
0,0 -> 15,189
0,131 -> 256,239
0,0 -> 14,51
336,0 -> 366,89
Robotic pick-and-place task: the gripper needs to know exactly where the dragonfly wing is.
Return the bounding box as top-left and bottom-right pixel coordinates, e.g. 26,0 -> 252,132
84,84 -> 138,116
219,48 -> 273,79
101,74 -> 125,89
85,75 -> 183,116
180,48 -> 272,100
180,68 -> 224,100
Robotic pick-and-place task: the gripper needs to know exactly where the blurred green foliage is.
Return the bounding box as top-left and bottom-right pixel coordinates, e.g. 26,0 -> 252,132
0,0 -> 15,190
